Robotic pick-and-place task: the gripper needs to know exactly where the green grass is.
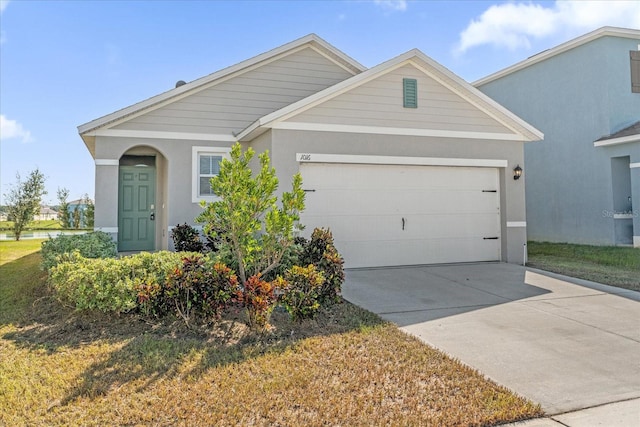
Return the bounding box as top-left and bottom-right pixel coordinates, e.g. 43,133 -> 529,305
527,241 -> 640,291
0,241 -> 542,426
0,220 -> 64,231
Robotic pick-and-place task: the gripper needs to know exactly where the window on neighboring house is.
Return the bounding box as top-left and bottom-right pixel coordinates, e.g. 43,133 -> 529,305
631,50 -> 640,93
403,78 -> 418,108
192,146 -> 231,203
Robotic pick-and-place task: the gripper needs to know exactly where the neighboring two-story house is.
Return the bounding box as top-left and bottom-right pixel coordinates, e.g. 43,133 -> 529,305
476,27 -> 640,248
78,34 -> 542,267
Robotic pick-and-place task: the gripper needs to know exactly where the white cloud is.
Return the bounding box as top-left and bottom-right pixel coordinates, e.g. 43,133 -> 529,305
0,0 -> 9,14
374,0 -> 407,12
456,1 -> 640,54
0,115 -> 33,143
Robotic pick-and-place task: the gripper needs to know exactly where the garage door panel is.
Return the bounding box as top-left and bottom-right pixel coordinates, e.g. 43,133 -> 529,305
303,213 -> 499,241
300,163 -> 501,268
304,163 -> 498,191
336,238 -> 500,268
306,189 -> 498,216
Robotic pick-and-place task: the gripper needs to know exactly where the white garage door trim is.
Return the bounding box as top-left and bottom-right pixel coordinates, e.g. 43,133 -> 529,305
298,154 -> 504,269
296,153 -> 508,168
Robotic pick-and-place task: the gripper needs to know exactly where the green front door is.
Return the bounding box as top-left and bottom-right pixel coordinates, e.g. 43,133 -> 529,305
118,166 -> 156,251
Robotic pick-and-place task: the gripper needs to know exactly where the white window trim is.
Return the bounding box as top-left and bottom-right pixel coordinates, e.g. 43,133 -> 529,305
192,146 -> 232,203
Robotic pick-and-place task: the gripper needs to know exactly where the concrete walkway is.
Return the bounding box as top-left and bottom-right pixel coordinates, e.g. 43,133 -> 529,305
343,263 -> 640,425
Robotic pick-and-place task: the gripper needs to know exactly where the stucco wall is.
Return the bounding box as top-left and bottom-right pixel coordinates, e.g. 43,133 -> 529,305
477,35 -> 640,245
94,135 -> 235,249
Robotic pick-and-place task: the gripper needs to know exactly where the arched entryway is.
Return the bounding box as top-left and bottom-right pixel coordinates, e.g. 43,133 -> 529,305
118,147 -> 168,252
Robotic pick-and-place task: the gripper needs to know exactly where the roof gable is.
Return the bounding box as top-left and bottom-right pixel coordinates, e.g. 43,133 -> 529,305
238,49 -> 543,142
474,26 -> 640,86
78,34 -> 365,137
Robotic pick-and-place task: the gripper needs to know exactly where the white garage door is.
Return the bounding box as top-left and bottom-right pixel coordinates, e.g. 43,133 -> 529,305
300,163 -> 501,268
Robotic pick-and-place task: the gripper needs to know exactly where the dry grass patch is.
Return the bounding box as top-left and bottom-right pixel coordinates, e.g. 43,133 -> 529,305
1,242 -> 542,426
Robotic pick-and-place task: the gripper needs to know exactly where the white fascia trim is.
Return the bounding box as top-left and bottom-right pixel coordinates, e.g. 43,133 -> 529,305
191,146 -> 232,204
593,134 -> 640,147
277,121 -> 526,141
238,53 -> 542,142
408,59 -> 543,141
630,162 -> 640,169
87,128 -> 236,142
474,27 -> 640,86
308,44 -> 362,75
95,227 -> 118,233
296,153 -> 508,168
78,35 -> 364,135
507,221 -> 527,228
237,60 -> 410,141
95,159 -> 120,166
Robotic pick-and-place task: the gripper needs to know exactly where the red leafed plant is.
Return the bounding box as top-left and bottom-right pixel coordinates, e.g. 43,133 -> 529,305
236,274 -> 279,330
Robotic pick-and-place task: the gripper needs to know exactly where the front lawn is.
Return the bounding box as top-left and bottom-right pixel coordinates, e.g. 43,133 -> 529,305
0,241 -> 542,426
527,241 -> 640,291
0,220 -> 64,231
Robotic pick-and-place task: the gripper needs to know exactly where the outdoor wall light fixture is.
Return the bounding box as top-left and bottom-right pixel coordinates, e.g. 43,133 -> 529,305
513,165 -> 523,180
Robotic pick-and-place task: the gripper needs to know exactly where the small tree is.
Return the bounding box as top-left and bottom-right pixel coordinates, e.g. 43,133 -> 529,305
72,206 -> 81,229
57,187 -> 71,229
84,195 -> 94,229
196,143 -> 305,328
4,169 -> 47,241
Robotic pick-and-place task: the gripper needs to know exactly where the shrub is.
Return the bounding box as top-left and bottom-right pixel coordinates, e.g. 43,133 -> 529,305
50,251 -> 184,314
171,223 -> 204,252
235,274 -> 279,330
262,240 -> 304,282
133,251 -> 192,317
279,264 -> 325,321
299,228 -> 345,305
165,254 -> 239,326
41,231 -> 117,271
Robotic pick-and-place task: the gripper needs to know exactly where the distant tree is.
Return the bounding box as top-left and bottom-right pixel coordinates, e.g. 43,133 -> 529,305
82,193 -> 94,229
72,205 -> 81,229
4,169 -> 47,240
57,187 -> 71,229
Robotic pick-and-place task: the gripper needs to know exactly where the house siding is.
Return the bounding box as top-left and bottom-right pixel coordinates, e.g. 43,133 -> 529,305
114,47 -> 354,135
478,35 -> 640,246
290,64 -> 512,134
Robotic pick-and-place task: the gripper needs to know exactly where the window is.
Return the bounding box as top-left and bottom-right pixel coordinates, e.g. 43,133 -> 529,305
403,78 -> 418,108
198,154 -> 222,196
631,50 -> 640,93
192,146 -> 231,203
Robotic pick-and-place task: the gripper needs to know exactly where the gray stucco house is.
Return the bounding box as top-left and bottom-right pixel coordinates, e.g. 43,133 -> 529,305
78,34 -> 542,267
476,27 -> 640,248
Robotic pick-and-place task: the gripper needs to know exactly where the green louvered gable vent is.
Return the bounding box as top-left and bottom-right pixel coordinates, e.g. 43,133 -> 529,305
403,78 -> 418,108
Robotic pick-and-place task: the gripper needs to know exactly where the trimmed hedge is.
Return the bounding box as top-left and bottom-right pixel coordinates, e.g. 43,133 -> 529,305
50,251 -> 185,314
41,231 -> 117,271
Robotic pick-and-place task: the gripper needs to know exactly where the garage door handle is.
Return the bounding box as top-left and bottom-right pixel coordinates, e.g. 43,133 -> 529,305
402,217 -> 406,230
483,237 -> 499,240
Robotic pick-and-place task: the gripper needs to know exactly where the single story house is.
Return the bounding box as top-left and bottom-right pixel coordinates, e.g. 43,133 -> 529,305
78,34 -> 542,268
34,205 -> 59,221
475,27 -> 640,248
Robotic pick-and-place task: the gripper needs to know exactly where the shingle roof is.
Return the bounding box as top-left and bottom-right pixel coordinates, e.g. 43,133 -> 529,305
596,121 -> 640,141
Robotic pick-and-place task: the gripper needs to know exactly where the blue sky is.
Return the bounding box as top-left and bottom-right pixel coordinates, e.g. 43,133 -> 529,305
1,0 -> 639,205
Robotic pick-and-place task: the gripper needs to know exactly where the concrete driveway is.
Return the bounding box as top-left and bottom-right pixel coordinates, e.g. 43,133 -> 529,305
343,263 -> 640,418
